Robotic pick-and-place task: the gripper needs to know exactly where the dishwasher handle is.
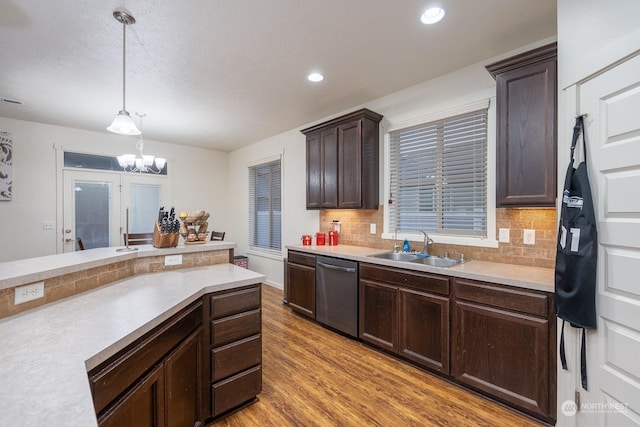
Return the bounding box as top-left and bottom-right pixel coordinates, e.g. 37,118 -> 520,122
316,261 -> 357,273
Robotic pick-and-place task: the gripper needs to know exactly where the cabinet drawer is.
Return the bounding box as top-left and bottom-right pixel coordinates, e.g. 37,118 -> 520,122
212,334 -> 262,382
210,286 -> 261,319
288,250 -> 316,268
212,365 -> 262,416
211,309 -> 261,347
360,263 -> 449,295
454,278 -> 550,317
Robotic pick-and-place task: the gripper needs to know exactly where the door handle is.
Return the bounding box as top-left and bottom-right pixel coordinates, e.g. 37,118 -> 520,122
64,238 -> 74,243
316,261 -> 357,273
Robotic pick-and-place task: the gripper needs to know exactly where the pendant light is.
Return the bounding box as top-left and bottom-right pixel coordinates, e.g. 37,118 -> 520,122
107,9 -> 141,136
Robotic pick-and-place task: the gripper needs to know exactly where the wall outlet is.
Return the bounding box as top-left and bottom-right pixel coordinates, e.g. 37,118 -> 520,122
370,224 -> 376,234
164,255 -> 183,266
42,220 -> 55,230
523,229 -> 536,245
498,228 -> 510,243
15,282 -> 45,305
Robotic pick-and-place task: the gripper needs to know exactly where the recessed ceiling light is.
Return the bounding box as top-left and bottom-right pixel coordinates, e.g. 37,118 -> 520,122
421,7 -> 445,24
307,73 -> 324,83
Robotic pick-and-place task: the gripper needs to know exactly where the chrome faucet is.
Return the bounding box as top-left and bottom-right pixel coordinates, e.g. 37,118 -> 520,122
445,249 -> 466,263
393,227 -> 400,252
418,230 -> 433,255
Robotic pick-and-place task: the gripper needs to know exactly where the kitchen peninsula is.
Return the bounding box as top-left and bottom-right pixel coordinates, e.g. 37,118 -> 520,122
0,244 -> 266,426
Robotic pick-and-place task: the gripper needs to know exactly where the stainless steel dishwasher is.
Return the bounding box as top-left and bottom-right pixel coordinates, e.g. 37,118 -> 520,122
315,256 -> 358,337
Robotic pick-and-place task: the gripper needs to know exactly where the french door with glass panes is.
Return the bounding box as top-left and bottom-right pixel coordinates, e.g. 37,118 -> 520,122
62,170 -> 168,252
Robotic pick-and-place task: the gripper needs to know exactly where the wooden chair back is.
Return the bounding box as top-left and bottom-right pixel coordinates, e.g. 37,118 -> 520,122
124,232 -> 154,246
210,231 -> 225,241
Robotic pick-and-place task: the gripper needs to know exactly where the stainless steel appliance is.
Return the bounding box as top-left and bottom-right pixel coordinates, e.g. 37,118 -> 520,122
315,256 -> 358,337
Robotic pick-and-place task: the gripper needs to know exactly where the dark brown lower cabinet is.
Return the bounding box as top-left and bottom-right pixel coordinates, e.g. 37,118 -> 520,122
208,285 -> 262,420
90,300 -> 204,427
89,285 -> 263,427
286,250 -> 316,318
452,277 -> 556,423
359,263 -> 450,374
165,329 -> 203,427
98,364 -> 165,427
359,279 -> 398,352
399,287 -> 449,373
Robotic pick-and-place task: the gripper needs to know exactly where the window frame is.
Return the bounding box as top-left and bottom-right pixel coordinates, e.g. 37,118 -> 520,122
383,99 -> 498,248
248,156 -> 282,257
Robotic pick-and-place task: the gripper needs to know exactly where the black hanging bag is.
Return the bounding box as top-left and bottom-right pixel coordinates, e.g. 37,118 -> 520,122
555,115 -> 597,390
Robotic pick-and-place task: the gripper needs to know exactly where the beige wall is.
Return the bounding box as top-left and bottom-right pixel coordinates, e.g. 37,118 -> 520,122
0,117 -> 229,262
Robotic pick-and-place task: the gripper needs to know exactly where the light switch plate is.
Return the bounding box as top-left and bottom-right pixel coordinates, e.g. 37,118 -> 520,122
42,220 -> 55,230
370,224 -> 376,234
523,229 -> 536,245
498,228 -> 510,243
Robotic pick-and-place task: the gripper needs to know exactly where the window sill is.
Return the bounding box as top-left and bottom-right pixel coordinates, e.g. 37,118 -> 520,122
381,232 -> 499,249
247,248 -> 284,261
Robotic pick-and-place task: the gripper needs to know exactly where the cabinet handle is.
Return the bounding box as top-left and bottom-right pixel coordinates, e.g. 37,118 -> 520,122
316,261 -> 356,273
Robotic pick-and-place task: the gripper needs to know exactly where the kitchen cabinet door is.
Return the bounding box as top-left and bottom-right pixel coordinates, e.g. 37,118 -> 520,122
165,328 -> 203,427
337,120 -> 362,208
399,287 -> 450,374
487,42 -> 557,207
452,278 -> 555,421
302,108 -> 382,209
306,128 -> 338,209
359,279 -> 398,353
98,365 -> 165,427
287,251 -> 317,319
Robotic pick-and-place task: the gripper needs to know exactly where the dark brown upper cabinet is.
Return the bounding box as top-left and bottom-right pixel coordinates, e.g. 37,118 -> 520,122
486,43 -> 557,207
301,109 -> 383,209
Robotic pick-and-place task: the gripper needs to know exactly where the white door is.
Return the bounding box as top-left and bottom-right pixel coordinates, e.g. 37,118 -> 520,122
121,174 -> 170,245
573,52 -> 640,425
62,170 -> 121,252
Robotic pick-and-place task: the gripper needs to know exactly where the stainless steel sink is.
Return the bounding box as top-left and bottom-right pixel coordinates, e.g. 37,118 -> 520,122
368,252 -> 466,268
368,252 -> 421,262
410,256 -> 460,268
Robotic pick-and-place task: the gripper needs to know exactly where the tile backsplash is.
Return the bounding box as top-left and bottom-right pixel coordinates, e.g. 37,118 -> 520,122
320,207 -> 557,269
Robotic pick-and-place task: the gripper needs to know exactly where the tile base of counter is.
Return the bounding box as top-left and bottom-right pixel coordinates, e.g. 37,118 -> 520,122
0,243 -> 235,319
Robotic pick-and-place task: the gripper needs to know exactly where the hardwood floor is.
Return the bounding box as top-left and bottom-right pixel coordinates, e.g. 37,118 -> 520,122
211,284 -> 543,426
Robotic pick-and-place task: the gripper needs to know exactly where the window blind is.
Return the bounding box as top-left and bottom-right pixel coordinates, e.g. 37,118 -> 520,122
248,159 -> 282,253
389,109 -> 488,237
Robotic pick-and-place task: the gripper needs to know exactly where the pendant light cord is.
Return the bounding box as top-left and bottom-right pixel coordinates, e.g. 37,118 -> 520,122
122,21 -> 127,112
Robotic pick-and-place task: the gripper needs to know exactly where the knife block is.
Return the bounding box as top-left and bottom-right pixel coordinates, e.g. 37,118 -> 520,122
152,222 -> 179,248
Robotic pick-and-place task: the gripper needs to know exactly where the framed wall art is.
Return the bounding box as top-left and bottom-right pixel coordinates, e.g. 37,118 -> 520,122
0,132 -> 12,201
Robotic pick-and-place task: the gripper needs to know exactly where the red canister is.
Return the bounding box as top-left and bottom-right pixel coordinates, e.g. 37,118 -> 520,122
328,230 -> 339,245
302,235 -> 312,245
316,232 -> 326,245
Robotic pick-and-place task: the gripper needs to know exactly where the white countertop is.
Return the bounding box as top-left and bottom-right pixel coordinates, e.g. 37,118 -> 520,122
287,244 -> 554,292
0,241 -> 236,290
0,263 -> 265,427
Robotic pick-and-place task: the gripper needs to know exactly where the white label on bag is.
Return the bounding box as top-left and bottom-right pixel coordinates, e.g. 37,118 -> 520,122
560,226 -> 567,249
567,196 -> 583,208
570,227 -> 581,252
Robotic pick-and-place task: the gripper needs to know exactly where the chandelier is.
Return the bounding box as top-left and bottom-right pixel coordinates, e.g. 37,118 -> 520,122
117,113 -> 166,173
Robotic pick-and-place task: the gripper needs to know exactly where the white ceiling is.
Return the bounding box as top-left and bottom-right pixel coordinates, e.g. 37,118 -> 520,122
0,1 -> 556,152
